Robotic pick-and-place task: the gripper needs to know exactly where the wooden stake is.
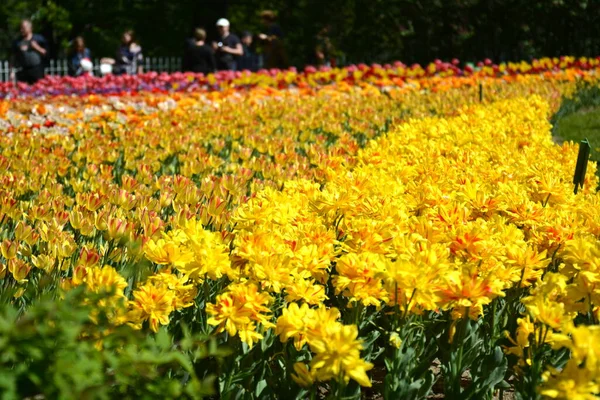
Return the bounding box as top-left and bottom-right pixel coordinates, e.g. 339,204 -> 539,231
573,139 -> 591,194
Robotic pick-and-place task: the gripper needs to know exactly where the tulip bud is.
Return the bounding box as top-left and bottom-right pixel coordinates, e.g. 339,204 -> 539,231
1,239 -> 18,260
159,190 -> 174,208
47,182 -> 64,197
95,210 -> 109,231
57,163 -> 69,178
173,175 -> 192,196
107,217 -> 127,241
88,192 -> 107,212
72,265 -> 88,285
1,196 -> 18,215
104,247 -> 122,263
20,244 -> 32,258
183,186 -> 201,206
30,205 -> 50,222
78,247 -> 100,268
198,204 -> 210,226
119,190 -> 138,211
32,254 -> 56,272
121,175 -> 139,192
9,259 -> 31,283
63,239 -> 77,260
174,206 -> 195,228
0,155 -> 10,172
99,164 -> 113,180
69,208 -> 84,230
207,196 -> 227,218
53,211 -> 70,228
143,217 -> 163,239
80,219 -> 96,237
37,222 -> 51,242
15,221 -> 35,243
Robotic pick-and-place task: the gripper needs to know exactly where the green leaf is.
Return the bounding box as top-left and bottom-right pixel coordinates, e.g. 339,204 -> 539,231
254,379 -> 267,398
462,346 -> 508,399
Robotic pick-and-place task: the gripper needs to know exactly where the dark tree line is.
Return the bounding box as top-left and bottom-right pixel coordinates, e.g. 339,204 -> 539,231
1,0 -> 599,66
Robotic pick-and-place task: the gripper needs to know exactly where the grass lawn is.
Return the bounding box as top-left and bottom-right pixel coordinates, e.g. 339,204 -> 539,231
551,83 -> 600,190
553,107 -> 600,161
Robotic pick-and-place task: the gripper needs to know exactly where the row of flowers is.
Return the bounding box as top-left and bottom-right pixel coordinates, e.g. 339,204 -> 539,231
0,71 -> 599,398
1,69 -> 597,137
1,56 -> 599,98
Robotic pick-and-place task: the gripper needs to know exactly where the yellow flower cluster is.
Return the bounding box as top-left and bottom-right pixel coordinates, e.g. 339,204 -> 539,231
228,94 -> 597,318
276,303 -> 373,387
541,326 -> 600,399
207,282 -> 274,346
209,94 -> 600,392
145,219 -> 234,281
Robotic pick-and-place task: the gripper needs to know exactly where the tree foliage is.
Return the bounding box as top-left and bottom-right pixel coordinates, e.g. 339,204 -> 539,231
1,0 -> 599,68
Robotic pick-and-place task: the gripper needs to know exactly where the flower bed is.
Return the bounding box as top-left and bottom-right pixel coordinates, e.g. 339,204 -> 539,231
1,56 -> 599,98
0,68 -> 599,399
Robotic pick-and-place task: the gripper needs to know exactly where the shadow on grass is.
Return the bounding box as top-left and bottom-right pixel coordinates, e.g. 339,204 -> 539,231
552,83 -> 600,162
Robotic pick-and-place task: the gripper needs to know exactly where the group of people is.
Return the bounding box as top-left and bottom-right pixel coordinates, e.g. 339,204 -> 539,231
182,11 -> 287,74
9,11 -> 336,85
68,30 -> 144,78
9,19 -> 146,84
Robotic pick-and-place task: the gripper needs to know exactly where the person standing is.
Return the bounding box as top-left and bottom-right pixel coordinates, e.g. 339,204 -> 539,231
115,30 -> 143,75
238,31 -> 259,72
68,36 -> 93,76
213,18 -> 243,71
313,26 -> 335,67
184,28 -> 197,51
183,28 -> 216,74
258,10 -> 288,69
9,19 -> 48,84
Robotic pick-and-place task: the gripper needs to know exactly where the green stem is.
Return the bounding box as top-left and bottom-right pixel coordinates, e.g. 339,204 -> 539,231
203,276 -> 211,302
541,325 -> 549,348
335,370 -> 347,398
589,294 -> 598,324
517,267 -> 526,290
402,288 -> 417,321
491,299 -> 497,342
455,308 -> 470,395
102,239 -> 114,266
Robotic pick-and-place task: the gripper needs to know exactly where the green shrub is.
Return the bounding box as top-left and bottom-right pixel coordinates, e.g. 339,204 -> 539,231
0,288 -> 228,400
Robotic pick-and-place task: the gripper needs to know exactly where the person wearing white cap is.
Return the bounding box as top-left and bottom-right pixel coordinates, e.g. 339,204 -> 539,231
213,18 -> 243,71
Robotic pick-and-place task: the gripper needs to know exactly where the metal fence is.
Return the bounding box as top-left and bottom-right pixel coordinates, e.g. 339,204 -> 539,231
0,57 -> 183,83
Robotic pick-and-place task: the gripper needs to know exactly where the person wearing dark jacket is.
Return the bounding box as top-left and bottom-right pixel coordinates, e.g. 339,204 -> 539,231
10,20 -> 48,84
238,31 -> 259,72
183,28 -> 216,74
115,30 -> 143,75
68,36 -> 93,76
313,26 -> 335,67
213,18 -> 243,71
258,10 -> 288,69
